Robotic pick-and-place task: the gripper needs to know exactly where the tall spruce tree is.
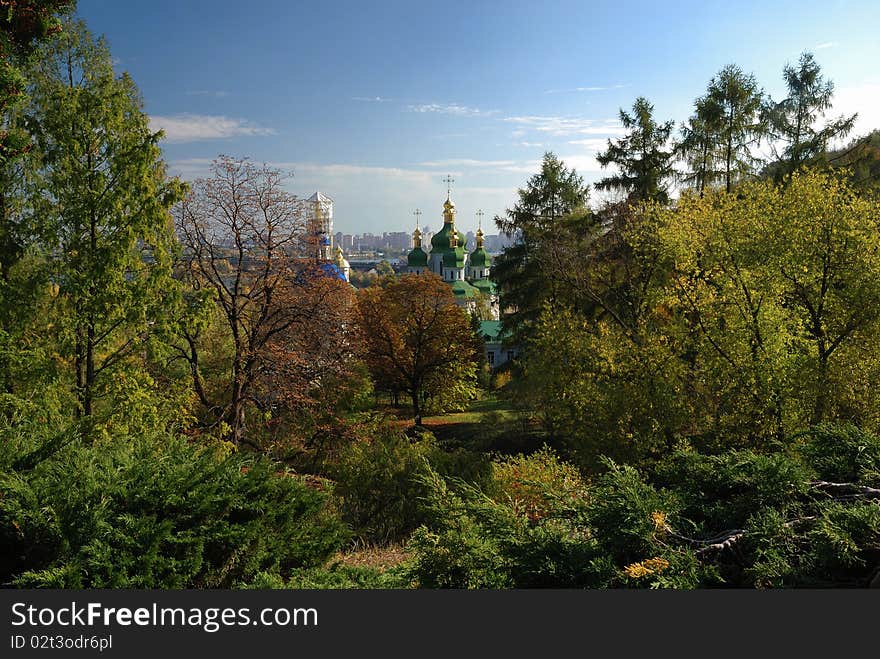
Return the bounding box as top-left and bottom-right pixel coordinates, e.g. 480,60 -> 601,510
703,64 -> 765,192
27,20 -> 185,420
595,97 -> 674,204
493,152 -> 591,344
677,94 -> 725,196
764,51 -> 856,180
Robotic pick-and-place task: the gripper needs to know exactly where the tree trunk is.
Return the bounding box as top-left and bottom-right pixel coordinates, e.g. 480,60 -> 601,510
83,319 -> 95,417
411,388 -> 422,426
229,369 -> 246,446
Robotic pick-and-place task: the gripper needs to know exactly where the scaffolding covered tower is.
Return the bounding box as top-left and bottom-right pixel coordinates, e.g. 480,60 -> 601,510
307,191 -> 334,261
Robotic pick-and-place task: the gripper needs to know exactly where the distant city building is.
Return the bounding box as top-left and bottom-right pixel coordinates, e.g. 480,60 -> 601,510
384,231 -> 411,251
483,233 -> 513,254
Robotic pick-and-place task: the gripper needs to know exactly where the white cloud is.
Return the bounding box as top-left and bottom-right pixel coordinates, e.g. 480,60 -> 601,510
419,158 -> 517,168
503,115 -> 626,137
815,42 -> 836,50
517,141 -> 543,148
567,137 -> 610,151
353,96 -> 390,102
407,103 -> 497,117
150,114 -> 275,143
283,162 -> 436,184
544,83 -> 629,94
167,158 -> 522,234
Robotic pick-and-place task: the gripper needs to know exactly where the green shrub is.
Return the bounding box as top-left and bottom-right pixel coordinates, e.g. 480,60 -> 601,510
586,460 -> 679,565
403,471 -> 512,588
1,430 -> 348,588
797,423 -> 880,485
652,449 -> 814,533
242,565 -> 410,589
331,425 -> 438,543
405,453 -> 600,588
485,447 -> 586,520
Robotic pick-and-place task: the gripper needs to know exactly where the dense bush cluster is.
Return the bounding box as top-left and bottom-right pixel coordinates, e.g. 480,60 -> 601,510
0,417 -> 348,588
403,428 -> 880,588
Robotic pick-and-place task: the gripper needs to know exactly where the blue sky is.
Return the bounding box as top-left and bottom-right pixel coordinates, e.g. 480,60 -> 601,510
77,0 -> 880,236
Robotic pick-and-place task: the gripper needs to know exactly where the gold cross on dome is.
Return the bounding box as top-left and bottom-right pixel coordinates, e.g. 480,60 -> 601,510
442,174 -> 455,196
413,208 -> 422,229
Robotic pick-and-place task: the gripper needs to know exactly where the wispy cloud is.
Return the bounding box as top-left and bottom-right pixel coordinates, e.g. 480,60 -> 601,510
407,103 -> 497,117
284,162 -> 435,184
517,141 -> 543,148
167,158 -> 438,185
419,158 -> 517,168
186,90 -> 230,98
150,114 -> 275,143
353,96 -> 391,102
816,41 -> 836,50
504,115 -> 625,137
544,83 -> 629,94
567,137 -> 611,151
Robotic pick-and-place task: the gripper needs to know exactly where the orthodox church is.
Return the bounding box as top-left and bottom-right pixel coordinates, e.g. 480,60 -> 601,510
307,187 -> 499,320
407,191 -> 498,318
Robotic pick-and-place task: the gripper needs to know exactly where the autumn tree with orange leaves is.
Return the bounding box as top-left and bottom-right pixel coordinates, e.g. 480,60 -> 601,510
355,273 -> 480,425
254,272 -> 366,460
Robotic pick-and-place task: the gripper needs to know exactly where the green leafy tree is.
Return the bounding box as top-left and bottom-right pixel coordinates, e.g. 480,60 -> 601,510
825,129 -> 880,195
654,169 -> 880,436
0,1 -> 73,166
764,52 -> 857,179
26,20 -> 185,421
376,259 -> 394,278
516,169 -> 880,463
0,1 -> 74,394
595,97 -> 675,203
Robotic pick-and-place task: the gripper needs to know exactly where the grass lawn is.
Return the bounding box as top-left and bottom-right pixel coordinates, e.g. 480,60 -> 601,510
412,393 -> 545,453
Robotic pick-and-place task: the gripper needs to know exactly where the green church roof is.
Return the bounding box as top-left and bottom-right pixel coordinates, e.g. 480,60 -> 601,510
471,278 -> 496,295
479,320 -> 503,341
442,246 -> 466,268
450,280 -> 478,299
469,247 -> 491,268
407,246 -> 428,267
430,222 -> 466,251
